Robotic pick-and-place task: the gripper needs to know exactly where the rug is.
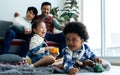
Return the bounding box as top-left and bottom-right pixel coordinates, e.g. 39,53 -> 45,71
0,64 -> 54,75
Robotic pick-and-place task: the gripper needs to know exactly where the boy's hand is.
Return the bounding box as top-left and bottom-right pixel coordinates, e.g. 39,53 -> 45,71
69,68 -> 79,75
94,57 -> 102,64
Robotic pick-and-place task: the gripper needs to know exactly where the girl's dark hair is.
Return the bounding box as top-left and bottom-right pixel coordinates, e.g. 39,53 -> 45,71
32,20 -> 44,33
27,6 -> 38,16
63,22 -> 89,42
41,2 -> 51,9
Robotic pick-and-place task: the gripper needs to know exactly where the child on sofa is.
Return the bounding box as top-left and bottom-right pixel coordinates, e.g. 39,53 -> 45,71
1,6 -> 38,57
62,22 -> 111,75
27,20 -> 58,67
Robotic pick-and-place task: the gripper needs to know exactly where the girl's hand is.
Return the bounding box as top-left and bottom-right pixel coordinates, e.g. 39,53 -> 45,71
69,68 -> 79,75
45,46 -> 55,51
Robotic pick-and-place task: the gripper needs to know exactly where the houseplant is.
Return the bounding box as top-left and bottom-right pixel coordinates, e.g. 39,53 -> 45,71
51,0 -> 79,24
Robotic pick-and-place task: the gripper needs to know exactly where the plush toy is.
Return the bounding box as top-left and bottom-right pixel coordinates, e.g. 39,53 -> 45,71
74,60 -> 104,72
49,47 -> 59,55
75,60 -> 95,68
94,63 -> 104,72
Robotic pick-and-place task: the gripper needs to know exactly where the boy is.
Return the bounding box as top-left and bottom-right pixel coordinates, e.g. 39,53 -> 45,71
63,22 -> 110,75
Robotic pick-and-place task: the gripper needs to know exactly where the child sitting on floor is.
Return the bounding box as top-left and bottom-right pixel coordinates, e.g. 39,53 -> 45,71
27,20 -> 59,67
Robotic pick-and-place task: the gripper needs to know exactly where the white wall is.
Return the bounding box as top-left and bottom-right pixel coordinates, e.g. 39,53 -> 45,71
0,0 -> 64,21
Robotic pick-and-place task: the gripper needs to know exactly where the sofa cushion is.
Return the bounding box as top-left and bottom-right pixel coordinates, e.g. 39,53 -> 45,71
0,37 -> 25,54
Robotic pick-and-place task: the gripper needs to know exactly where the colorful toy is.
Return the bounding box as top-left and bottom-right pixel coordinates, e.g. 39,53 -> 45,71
23,57 -> 32,65
74,60 -> 104,72
94,63 -> 104,72
49,47 -> 59,54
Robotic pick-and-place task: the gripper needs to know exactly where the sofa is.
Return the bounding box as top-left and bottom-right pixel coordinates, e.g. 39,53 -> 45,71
0,20 -> 57,54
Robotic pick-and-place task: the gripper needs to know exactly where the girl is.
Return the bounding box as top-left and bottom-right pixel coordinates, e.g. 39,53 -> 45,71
28,20 -> 56,67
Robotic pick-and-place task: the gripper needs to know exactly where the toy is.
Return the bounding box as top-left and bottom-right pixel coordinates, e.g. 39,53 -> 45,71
74,60 -> 94,68
73,60 -> 104,72
49,47 -> 59,55
83,60 -> 104,72
94,63 -> 104,72
23,57 -> 32,65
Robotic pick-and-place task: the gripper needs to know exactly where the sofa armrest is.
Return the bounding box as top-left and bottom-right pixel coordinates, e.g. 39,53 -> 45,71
0,20 -> 13,37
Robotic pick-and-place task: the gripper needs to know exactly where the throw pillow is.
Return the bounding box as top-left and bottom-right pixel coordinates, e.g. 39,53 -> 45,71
0,54 -> 23,63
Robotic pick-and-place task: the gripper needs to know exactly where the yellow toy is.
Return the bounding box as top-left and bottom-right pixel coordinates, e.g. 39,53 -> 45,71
23,57 -> 32,65
50,47 -> 59,55
25,58 -> 32,65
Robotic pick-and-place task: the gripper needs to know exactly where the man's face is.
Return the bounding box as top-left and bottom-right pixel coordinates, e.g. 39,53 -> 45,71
41,5 -> 51,17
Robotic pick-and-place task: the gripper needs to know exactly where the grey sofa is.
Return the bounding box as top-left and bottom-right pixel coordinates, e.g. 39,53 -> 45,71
0,20 -> 25,54
0,20 -> 57,54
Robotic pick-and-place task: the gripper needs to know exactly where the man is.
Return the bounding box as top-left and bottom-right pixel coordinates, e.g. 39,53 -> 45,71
34,2 -> 66,57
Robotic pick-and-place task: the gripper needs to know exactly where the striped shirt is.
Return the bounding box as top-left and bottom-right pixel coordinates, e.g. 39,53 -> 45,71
63,43 -> 96,72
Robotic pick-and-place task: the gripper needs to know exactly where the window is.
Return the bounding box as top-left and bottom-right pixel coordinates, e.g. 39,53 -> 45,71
105,0 -> 120,56
82,0 -> 120,57
82,0 -> 101,56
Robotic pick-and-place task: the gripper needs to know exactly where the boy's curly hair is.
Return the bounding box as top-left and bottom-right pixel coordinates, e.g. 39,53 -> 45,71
63,22 -> 89,42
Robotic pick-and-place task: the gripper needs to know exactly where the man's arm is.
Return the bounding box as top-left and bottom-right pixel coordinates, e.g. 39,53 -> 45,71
52,18 -> 63,30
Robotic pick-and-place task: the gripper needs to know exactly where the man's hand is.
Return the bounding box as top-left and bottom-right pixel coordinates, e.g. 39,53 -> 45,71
61,25 -> 65,30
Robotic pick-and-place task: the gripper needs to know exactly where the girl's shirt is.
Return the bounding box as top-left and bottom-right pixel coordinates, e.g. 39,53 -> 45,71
63,43 -> 96,72
29,34 -> 47,55
28,34 -> 48,63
